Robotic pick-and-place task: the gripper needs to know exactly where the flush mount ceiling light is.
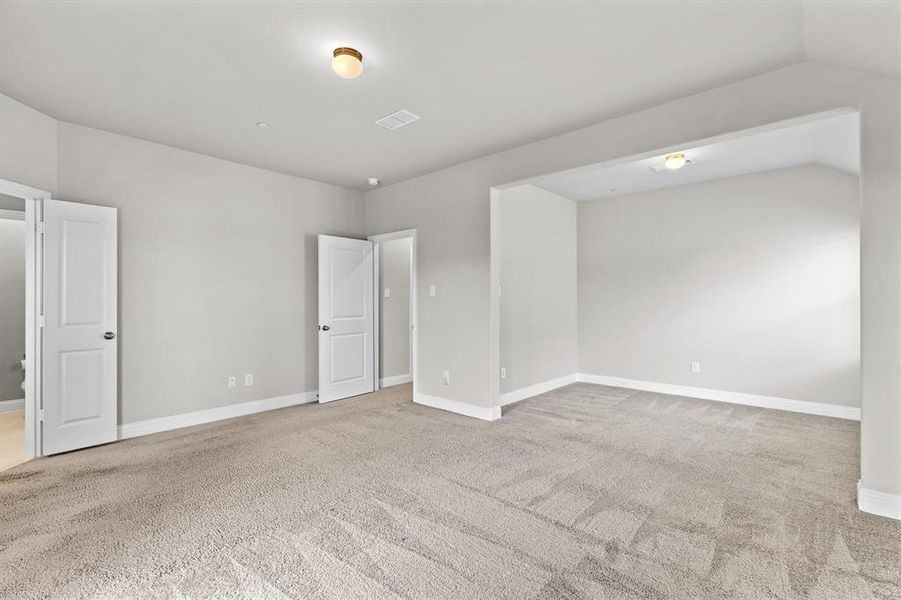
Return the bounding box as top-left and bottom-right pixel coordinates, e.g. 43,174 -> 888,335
367,178 -> 381,187
332,47 -> 363,79
664,152 -> 688,170
256,121 -> 271,129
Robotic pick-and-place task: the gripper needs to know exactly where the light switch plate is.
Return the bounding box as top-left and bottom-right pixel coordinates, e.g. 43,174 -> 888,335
429,285 -> 436,297
384,288 -> 390,298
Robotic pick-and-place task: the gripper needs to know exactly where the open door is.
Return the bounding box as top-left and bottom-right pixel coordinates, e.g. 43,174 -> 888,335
42,199 -> 118,455
318,235 -> 374,403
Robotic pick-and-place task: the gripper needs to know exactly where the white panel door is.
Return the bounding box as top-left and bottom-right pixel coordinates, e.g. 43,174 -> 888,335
318,235 -> 374,403
42,199 -> 118,455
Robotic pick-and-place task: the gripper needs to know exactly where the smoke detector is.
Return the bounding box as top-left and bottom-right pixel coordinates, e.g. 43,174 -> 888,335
374,109 -> 421,130
367,178 -> 381,187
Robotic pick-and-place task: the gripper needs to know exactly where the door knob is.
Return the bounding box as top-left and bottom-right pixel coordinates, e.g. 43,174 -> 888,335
321,325 -> 330,331
104,331 -> 116,340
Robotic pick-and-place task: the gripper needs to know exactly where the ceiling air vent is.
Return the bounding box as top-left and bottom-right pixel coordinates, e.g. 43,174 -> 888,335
374,109 -> 421,130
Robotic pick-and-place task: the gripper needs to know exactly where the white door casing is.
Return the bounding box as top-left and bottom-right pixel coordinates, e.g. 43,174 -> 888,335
42,199 -> 118,455
318,235 -> 374,403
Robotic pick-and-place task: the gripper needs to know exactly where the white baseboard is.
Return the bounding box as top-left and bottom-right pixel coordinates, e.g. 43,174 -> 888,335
118,391 -> 319,440
0,398 -> 25,413
858,482 -> 901,520
576,374 -> 860,421
413,392 -> 500,421
380,373 -> 413,388
0,398 -> 24,413
500,373 -> 578,406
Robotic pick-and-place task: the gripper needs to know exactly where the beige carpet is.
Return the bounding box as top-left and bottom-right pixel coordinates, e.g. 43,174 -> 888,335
1,382 -> 899,599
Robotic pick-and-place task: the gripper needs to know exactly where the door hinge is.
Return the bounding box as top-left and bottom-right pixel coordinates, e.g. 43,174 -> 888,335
38,409 -> 45,422
38,315 -> 45,328
36,221 -> 45,234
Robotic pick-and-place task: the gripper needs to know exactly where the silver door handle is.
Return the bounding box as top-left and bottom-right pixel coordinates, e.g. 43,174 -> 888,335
104,331 -> 116,340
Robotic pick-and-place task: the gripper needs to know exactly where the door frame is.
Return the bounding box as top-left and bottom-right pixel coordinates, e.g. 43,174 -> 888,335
1,178 -> 50,460
367,229 -> 417,396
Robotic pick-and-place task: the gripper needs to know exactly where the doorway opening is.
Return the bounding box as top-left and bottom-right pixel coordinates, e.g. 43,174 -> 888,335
369,230 -> 417,395
1,199 -> 27,470
0,179 -> 49,466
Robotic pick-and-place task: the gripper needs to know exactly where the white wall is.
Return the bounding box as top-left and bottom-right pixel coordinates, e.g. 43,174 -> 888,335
379,237 -> 412,381
578,165 -> 860,407
56,123 -> 365,424
499,185 -> 577,395
0,211 -> 26,402
0,94 -> 57,194
368,62 -> 899,499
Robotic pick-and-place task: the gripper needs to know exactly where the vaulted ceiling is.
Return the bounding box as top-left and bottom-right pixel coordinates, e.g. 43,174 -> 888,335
1,1 -> 897,190
535,112 -> 860,202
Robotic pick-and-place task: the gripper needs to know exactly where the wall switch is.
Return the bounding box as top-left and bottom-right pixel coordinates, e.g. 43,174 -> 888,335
244,374 -> 253,386
443,370 -> 450,386
429,285 -> 437,297
227,376 -> 237,388
501,367 -> 506,379
384,288 -> 390,298
691,361 -> 701,374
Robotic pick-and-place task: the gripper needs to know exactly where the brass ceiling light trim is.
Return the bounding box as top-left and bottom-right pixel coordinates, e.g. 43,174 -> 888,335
332,47 -> 363,79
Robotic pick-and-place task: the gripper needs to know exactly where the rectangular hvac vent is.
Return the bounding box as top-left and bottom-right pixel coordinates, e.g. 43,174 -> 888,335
375,109 -> 421,130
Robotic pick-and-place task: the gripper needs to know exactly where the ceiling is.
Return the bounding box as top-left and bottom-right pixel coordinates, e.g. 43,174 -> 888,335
0,2 -> 896,190
533,112 -> 860,202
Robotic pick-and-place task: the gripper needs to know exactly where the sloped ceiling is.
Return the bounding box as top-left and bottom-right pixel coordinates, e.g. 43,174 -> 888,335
534,112 -> 860,202
0,1 -> 896,189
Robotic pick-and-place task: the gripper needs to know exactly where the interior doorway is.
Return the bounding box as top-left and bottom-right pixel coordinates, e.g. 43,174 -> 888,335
0,199 -> 27,470
0,179 -> 48,465
1,179 -> 120,464
369,230 -> 417,393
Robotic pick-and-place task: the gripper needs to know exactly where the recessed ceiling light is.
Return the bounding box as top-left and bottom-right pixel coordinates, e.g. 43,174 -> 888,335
367,178 -> 381,187
332,47 -> 363,79
664,153 -> 688,170
256,121 -> 271,129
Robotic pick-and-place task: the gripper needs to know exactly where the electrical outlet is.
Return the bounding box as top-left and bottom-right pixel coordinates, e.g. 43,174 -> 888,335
443,370 -> 450,386
227,376 -> 237,388
244,374 -> 253,386
691,361 -> 701,374
500,367 -> 506,379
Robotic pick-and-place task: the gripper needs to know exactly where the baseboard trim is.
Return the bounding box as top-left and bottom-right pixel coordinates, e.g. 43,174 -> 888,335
576,374 -> 860,421
413,392 -> 500,421
500,373 -> 578,406
118,391 -> 319,440
380,373 -> 413,388
0,398 -> 24,413
858,482 -> 901,520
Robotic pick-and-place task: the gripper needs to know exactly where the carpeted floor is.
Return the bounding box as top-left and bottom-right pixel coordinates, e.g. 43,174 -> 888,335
1,382 -> 900,599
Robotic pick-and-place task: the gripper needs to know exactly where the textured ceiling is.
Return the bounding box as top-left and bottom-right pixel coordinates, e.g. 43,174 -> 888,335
0,1 -> 896,190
